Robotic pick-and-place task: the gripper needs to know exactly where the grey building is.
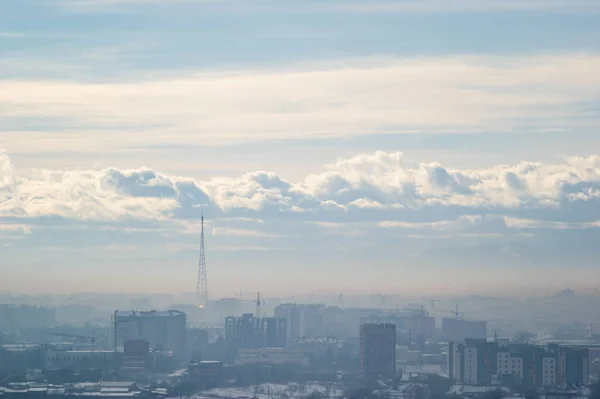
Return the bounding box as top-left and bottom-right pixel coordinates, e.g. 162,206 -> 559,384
224,314 -> 286,362
112,310 -> 187,359
360,323 -> 396,381
274,303 -> 325,345
449,341 -> 590,387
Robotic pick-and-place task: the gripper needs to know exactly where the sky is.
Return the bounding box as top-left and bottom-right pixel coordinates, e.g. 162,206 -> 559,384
1,0 -> 600,297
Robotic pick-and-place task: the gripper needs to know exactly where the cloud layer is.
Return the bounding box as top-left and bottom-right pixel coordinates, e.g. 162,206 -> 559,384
2,54 -> 600,154
2,150 -> 600,234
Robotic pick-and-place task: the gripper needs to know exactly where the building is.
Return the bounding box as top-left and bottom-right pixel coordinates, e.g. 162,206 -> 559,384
113,310 -> 187,359
224,314 -> 286,362
188,361 -> 223,384
448,341 -> 589,387
0,381 -> 161,399
360,323 -> 397,381
547,343 -> 590,385
188,328 -> 209,361
442,318 -> 487,342
448,339 -> 499,385
274,304 -> 326,345
409,314 -> 435,339
360,309 -> 435,340
45,350 -> 117,370
0,305 -> 56,334
235,348 -> 309,366
122,339 -> 150,373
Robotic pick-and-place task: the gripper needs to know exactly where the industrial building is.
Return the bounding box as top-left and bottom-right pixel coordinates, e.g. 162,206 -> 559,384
112,310 -> 187,359
224,314 -> 286,362
360,323 -> 397,381
448,340 -> 589,387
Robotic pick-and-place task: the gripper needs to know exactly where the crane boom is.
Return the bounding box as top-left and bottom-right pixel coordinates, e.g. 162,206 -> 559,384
48,332 -> 99,351
220,291 -> 264,318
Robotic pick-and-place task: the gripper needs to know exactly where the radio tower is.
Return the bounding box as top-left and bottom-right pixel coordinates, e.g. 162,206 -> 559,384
196,214 -> 208,307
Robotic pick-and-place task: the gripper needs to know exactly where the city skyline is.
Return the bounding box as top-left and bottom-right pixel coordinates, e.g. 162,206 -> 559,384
2,0 -> 600,295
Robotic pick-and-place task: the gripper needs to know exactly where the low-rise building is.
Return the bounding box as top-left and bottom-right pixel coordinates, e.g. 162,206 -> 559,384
234,348 -> 309,366
45,350 -> 117,370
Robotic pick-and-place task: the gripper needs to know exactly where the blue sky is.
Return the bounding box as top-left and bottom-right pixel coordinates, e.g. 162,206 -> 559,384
1,0 -> 600,297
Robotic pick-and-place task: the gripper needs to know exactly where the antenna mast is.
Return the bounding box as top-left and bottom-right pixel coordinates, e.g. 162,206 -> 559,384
196,214 -> 208,306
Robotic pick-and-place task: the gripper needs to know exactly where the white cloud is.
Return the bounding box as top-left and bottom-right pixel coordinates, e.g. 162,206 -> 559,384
2,54 -> 600,154
211,227 -> 280,238
378,215 -> 482,230
2,149 -> 600,236
504,217 -> 600,230
57,0 -> 600,14
0,224 -> 32,235
336,0 -> 600,14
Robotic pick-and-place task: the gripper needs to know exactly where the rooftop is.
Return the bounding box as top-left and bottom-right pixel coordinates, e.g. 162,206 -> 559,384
114,310 -> 186,318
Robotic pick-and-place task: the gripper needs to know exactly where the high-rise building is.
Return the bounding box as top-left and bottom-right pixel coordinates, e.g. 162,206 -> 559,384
360,323 -> 397,381
224,314 -> 287,362
274,303 -> 325,345
113,310 -> 187,359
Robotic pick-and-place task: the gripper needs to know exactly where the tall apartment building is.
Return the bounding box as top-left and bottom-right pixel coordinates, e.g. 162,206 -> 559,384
448,339 -> 499,385
274,304 -> 325,345
113,310 -> 187,359
360,310 -> 435,340
224,314 -> 287,362
448,341 -> 589,387
360,323 -> 397,381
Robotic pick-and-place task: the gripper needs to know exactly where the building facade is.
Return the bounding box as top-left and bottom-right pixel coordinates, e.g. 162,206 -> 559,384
274,304 -> 326,345
224,314 -> 287,362
360,323 -> 397,381
113,310 -> 187,359
448,341 -> 589,387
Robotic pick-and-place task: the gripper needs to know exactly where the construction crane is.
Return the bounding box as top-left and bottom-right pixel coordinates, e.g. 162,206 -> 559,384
221,292 -> 265,318
404,305 -> 427,316
438,305 -> 463,319
48,332 -> 100,351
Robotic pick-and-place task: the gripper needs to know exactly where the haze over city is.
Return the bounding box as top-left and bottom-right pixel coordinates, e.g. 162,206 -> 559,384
2,0 -> 600,297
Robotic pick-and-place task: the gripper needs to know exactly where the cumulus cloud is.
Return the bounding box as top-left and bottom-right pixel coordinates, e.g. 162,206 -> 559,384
1,150 -> 600,238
